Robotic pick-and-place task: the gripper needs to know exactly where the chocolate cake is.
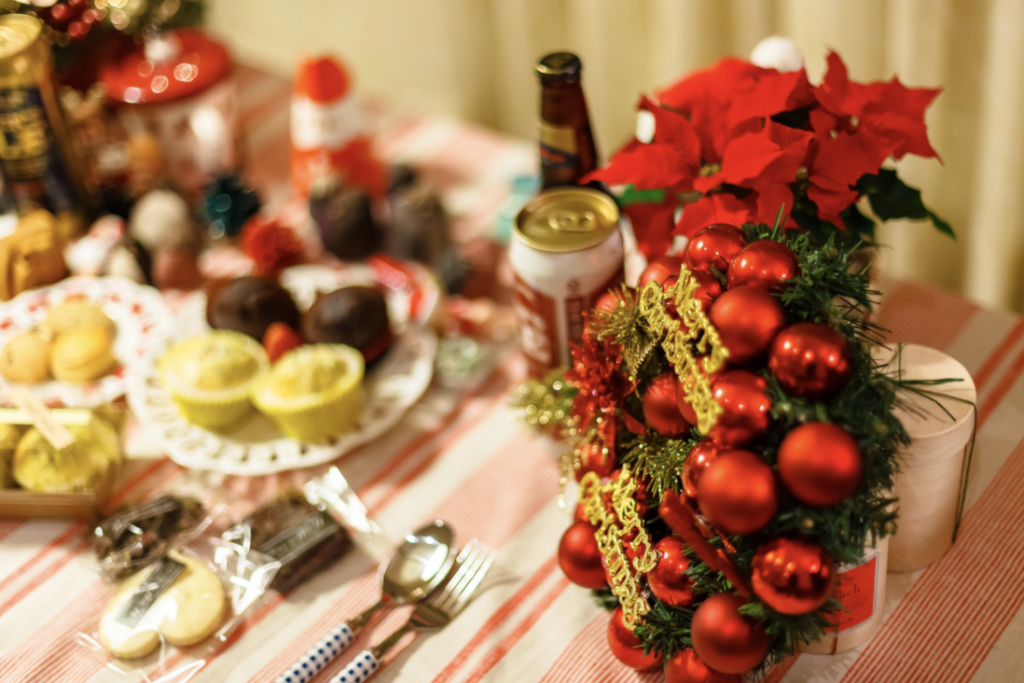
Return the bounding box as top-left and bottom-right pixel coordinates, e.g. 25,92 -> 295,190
206,276 -> 301,341
301,286 -> 393,363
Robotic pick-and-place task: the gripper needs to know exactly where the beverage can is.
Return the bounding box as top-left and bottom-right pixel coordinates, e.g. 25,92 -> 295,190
510,187 -> 623,376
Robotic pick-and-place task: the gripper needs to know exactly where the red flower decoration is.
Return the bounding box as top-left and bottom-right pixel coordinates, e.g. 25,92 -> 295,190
565,326 -> 632,430
241,217 -> 305,276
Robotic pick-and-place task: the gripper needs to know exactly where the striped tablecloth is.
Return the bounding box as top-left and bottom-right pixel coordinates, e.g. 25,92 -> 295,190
2,68 -> 1022,683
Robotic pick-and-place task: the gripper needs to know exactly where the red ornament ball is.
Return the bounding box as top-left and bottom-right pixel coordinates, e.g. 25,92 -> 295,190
608,607 -> 664,671
726,240 -> 801,292
639,255 -> 685,288
769,323 -> 853,399
778,423 -> 863,507
709,286 -> 787,365
666,648 -> 742,683
698,450 -> 778,535
593,288 -> 621,317
558,521 -> 607,589
675,366 -> 724,425
689,269 -> 725,311
751,537 -> 837,615
624,411 -> 649,436
575,441 -> 615,482
643,371 -> 692,438
707,370 -> 772,448
691,593 -> 770,674
684,224 -> 746,274
573,503 -> 590,525
681,439 -> 723,500
648,536 -> 696,607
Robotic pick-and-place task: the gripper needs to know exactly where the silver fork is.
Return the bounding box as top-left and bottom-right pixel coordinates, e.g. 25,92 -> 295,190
327,539 -> 497,683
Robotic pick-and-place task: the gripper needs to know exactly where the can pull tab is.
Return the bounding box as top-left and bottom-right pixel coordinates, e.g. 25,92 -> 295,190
546,209 -> 595,233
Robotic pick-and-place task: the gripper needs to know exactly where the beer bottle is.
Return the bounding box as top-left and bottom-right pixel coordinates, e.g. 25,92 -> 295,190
536,52 -> 598,189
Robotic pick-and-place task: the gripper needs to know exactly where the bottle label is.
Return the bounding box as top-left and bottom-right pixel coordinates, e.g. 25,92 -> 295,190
513,273 -> 558,377
825,548 -> 880,633
538,121 -> 579,171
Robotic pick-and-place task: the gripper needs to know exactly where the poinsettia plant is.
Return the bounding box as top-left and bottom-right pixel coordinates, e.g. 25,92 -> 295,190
586,52 -> 951,260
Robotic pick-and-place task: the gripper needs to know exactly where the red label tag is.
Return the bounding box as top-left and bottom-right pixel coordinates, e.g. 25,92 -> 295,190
513,274 -> 558,377
825,552 -> 878,633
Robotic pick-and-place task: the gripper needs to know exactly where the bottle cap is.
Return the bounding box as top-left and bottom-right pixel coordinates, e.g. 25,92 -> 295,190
536,52 -> 582,82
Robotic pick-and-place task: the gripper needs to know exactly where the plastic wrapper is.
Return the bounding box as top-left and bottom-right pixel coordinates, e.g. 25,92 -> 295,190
75,533 -> 279,676
304,465 -> 391,558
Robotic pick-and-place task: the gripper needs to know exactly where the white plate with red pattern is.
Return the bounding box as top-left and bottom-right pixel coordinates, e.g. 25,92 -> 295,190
0,277 -> 174,408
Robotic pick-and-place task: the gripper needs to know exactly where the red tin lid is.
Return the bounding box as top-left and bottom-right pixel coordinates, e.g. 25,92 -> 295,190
100,29 -> 231,105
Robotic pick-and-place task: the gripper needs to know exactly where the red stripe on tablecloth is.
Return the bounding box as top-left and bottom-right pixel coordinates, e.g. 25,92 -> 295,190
0,520 -> 21,544
764,654 -> 800,683
875,281 -> 978,349
0,523 -> 84,597
840,435 -> 1024,683
536,613 -> 606,683
972,319 -> 1024,391
978,341 -> 1024,428
0,537 -> 89,619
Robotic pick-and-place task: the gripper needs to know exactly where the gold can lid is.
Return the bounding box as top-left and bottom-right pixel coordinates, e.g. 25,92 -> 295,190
515,187 -> 620,253
0,15 -> 40,60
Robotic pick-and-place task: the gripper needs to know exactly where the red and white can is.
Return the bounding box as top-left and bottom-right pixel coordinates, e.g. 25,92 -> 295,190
510,187 -> 624,377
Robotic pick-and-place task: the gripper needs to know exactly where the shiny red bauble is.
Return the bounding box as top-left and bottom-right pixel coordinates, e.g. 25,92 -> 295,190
751,537 -> 837,615
697,450 -> 778,535
608,607 -> 665,671
769,323 -> 853,400
778,423 -> 863,507
726,240 -> 801,292
593,288 -> 621,317
688,269 -> 725,311
573,503 -> 590,525
684,224 -> 746,274
681,439 -> 723,500
707,370 -> 772,447
575,441 -> 616,482
708,287 -> 786,365
643,371 -> 693,438
639,255 -> 685,288
665,648 -> 742,683
691,593 -> 770,674
647,536 -> 696,607
675,367 -> 724,425
558,521 -> 607,589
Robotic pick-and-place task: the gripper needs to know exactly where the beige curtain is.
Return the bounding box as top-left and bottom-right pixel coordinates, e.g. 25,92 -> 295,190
210,0 -> 1024,311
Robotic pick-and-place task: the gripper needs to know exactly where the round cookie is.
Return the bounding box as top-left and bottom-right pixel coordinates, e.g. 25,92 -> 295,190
51,326 -> 117,383
42,299 -> 114,336
0,329 -> 52,383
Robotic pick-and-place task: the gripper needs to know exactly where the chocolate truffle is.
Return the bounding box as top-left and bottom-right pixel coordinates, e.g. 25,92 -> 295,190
310,177 -> 380,261
207,276 -> 301,341
301,286 -> 393,362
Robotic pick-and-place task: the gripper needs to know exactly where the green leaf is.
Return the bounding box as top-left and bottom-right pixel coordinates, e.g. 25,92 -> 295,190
618,185 -> 666,207
840,204 -> 876,242
856,170 -> 954,238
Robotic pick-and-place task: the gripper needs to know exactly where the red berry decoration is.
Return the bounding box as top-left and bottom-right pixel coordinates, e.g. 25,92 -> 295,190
751,537 -> 837,615
647,536 -> 695,607
726,240 -> 801,292
643,371 -> 692,438
639,255 -> 685,288
769,323 -> 853,399
691,593 -> 770,674
707,370 -> 772,447
697,450 -> 778,535
681,439 -> 722,499
684,224 -> 745,274
263,322 -> 303,362
575,441 -> 615,482
709,287 -> 786,365
666,648 -> 742,683
778,423 -> 863,506
558,521 -> 607,589
608,607 -> 664,671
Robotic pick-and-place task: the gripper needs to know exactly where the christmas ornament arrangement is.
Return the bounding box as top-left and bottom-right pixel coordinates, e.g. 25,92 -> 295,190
514,48 -> 955,678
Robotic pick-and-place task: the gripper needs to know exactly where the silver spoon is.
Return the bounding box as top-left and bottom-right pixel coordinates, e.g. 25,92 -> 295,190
273,520 -> 456,683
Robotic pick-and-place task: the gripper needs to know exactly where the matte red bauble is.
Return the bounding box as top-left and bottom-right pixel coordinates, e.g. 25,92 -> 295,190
778,423 -> 863,506
639,255 -> 685,288
648,536 -> 696,607
684,224 -> 746,274
690,593 -> 770,674
575,441 -> 615,482
751,537 -> 837,615
643,371 -> 692,438
697,450 -> 778,535
769,323 -> 853,399
558,521 -> 607,589
665,648 -> 742,683
608,607 -> 664,671
681,439 -> 723,500
707,370 -> 772,447
726,240 -> 801,292
708,287 -> 786,365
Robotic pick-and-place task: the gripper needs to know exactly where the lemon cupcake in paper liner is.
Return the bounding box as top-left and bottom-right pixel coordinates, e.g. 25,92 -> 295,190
250,344 -> 364,442
159,330 -> 268,431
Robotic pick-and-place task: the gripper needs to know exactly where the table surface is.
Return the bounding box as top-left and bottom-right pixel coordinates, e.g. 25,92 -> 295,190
2,68 -> 1022,683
